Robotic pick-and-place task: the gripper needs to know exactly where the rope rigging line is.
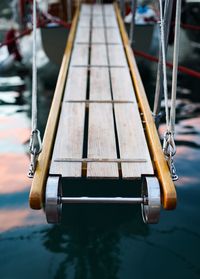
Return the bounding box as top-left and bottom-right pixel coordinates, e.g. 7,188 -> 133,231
158,0 -> 170,129
28,0 -> 42,178
159,0 -> 182,181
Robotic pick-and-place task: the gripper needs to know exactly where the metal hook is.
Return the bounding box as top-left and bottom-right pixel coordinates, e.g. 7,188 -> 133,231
29,129 -> 42,155
163,131 -> 178,181
28,129 -> 42,178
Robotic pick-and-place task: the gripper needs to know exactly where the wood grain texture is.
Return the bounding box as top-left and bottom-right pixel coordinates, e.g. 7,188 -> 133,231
70,44 -> 89,66
50,103 -> 85,177
106,28 -> 122,44
105,16 -> 118,27
92,16 -> 104,27
110,67 -> 136,102
103,4 -> 115,16
92,28 -> 105,44
91,44 -> 108,66
87,104 -> 118,178
78,15 -> 91,27
114,103 -> 154,178
29,9 -> 79,209
115,2 -> 177,209
92,4 -> 103,15
90,67 -> 111,100
108,45 -> 127,67
64,67 -> 88,101
81,4 -> 92,15
75,27 -> 90,43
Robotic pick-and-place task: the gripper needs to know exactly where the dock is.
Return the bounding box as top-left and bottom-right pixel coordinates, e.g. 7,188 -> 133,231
29,3 -> 177,224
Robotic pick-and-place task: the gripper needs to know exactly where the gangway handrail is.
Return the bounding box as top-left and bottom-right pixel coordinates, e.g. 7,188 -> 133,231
114,2 -> 177,210
29,9 -> 79,209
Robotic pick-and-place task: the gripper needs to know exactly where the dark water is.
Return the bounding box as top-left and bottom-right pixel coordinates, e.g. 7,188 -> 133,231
1,12 -> 200,279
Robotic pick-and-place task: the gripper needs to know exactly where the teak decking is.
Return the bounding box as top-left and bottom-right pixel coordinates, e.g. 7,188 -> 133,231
29,3 -> 177,212
50,4 -> 153,179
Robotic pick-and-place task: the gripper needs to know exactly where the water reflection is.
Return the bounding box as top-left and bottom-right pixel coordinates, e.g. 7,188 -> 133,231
43,205 -> 148,279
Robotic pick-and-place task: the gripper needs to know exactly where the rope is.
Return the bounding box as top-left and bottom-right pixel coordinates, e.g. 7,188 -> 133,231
159,0 -> 169,128
161,0 -> 182,181
28,0 -> 42,178
169,0 -> 181,134
32,0 -> 37,132
134,49 -> 200,79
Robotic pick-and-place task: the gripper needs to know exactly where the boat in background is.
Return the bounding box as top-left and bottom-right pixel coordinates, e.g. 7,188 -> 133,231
182,0 -> 200,49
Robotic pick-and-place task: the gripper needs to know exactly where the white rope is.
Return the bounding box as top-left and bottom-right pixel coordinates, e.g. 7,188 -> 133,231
159,0 -> 182,181
28,0 -> 42,178
32,0 -> 37,131
169,0 -> 182,134
159,0 -> 169,128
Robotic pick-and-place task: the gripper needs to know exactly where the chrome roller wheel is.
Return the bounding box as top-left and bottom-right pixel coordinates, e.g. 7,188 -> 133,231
141,176 -> 161,224
45,176 -> 62,224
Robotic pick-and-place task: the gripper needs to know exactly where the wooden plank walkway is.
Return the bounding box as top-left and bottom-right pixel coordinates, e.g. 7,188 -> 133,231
49,3 -> 154,180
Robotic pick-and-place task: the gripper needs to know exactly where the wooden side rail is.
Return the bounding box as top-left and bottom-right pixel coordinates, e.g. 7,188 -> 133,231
29,9 -> 79,209
114,3 -> 177,210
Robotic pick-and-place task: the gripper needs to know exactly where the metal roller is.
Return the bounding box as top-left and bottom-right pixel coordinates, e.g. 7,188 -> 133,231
45,176 -> 62,224
45,176 -> 160,224
141,176 -> 161,224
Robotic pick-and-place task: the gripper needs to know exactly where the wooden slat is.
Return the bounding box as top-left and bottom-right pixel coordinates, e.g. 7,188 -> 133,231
115,3 -> 177,209
64,67 -> 87,101
110,68 -> 136,102
103,4 -> 115,16
91,44 -> 108,66
50,103 -> 85,177
90,67 -> 111,100
114,103 -> 154,178
81,4 -> 92,15
92,28 -> 105,44
105,16 -> 118,27
106,28 -> 122,44
87,104 -> 118,178
92,16 -> 104,27
78,15 -> 91,27
29,10 -> 79,209
70,44 -> 89,66
92,4 -> 103,15
75,27 -> 90,43
108,45 -> 127,66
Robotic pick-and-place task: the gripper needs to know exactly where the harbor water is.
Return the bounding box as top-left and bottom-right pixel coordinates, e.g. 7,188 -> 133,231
1,3 -> 200,279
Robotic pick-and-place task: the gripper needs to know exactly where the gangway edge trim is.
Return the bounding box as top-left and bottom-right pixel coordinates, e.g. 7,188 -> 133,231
114,2 -> 177,210
29,9 -> 79,209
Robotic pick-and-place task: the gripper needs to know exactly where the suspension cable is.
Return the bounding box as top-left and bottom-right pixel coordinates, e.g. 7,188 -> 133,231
169,0 -> 182,134
28,0 -> 42,178
158,0 -> 169,129
161,0 -> 182,181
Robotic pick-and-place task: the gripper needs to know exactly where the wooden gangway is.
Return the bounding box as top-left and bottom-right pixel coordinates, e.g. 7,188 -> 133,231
29,3 -> 177,224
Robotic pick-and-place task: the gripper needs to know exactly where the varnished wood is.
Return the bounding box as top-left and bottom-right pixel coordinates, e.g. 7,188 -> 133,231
115,3 -> 177,209
29,9 -> 80,209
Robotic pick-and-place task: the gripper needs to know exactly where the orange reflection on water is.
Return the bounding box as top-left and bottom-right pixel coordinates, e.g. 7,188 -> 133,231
0,208 -> 45,233
0,153 -> 30,194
